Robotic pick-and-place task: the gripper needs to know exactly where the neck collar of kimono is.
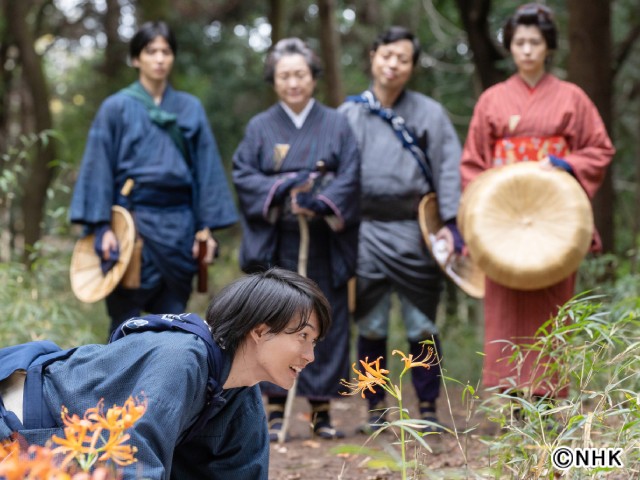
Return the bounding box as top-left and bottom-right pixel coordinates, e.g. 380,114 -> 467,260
138,77 -> 169,105
218,348 -> 233,387
515,71 -> 549,91
279,98 -> 315,129
370,82 -> 407,108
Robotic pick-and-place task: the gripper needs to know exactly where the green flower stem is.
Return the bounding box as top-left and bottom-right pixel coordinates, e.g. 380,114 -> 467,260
398,371 -> 407,480
399,367 -> 412,480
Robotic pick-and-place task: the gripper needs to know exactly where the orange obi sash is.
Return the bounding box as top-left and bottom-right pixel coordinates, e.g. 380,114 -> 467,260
492,135 -> 570,167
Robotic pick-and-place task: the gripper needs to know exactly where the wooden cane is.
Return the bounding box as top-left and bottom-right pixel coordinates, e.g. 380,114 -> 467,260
278,213 -> 310,444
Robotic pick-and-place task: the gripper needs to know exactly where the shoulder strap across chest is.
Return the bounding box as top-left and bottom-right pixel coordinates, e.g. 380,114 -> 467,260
110,313 -> 226,441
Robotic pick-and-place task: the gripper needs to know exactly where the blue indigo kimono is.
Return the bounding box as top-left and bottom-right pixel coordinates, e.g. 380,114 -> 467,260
0,331 -> 268,480
232,101 -> 360,399
70,82 -> 238,298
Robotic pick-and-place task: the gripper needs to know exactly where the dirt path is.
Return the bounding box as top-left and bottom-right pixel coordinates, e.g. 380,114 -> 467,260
267,386 -> 498,479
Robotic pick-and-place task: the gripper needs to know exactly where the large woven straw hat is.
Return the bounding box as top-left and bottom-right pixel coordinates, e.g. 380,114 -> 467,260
418,193 -> 485,298
460,162 -> 593,290
70,206 -> 136,303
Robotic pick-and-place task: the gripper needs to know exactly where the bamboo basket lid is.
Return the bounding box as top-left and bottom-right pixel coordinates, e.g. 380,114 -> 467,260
460,162 -> 593,290
70,206 -> 136,303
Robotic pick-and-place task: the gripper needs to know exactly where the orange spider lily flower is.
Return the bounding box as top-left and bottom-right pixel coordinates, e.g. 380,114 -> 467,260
392,346 -> 436,371
52,395 -> 146,471
340,356 -> 390,398
360,356 -> 390,380
87,396 -> 146,432
0,442 -> 70,480
98,432 -> 138,466
118,396 -> 147,430
53,409 -> 96,466
0,441 -> 28,480
0,439 -> 19,459
2,397 -> 144,478
22,445 -> 65,479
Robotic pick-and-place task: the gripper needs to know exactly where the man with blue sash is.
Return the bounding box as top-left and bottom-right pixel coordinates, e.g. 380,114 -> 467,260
70,22 -> 237,334
339,27 -> 462,433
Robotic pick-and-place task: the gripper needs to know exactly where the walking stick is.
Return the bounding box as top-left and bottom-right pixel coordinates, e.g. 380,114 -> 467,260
278,211 -> 310,444
278,159 -> 325,444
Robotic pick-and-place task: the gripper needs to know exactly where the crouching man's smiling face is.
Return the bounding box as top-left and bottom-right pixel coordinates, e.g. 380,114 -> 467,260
252,312 -> 318,390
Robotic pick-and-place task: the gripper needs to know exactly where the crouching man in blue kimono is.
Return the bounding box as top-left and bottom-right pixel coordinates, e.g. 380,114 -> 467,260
0,268 -> 331,479
70,21 -> 238,335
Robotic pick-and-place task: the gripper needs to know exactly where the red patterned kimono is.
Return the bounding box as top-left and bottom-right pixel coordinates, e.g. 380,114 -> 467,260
460,74 -> 614,396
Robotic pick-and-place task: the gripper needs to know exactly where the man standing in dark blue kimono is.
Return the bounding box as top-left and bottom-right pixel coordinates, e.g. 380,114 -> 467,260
70,22 -> 237,334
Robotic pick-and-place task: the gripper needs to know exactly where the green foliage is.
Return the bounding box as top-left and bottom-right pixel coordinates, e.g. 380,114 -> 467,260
1,131 -> 58,197
0,251 -> 109,348
0,131 -> 109,347
340,273 -> 640,479
478,285 -> 640,479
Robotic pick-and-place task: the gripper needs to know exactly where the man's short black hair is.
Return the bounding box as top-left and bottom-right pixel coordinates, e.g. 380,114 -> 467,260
371,26 -> 421,66
130,21 -> 177,59
205,268 -> 332,356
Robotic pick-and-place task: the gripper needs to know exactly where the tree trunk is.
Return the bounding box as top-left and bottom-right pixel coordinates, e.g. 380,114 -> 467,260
633,113 -> 640,274
0,26 -> 8,262
268,0 -> 285,46
0,20 -> 10,169
567,0 -> 615,253
266,0 -> 285,105
136,0 -> 172,23
454,0 -> 506,91
102,0 -> 125,80
318,0 -> 344,107
6,0 -> 57,262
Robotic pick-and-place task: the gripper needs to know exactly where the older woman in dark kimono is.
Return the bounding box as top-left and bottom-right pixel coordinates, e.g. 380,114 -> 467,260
233,38 -> 360,440
460,4 -> 614,398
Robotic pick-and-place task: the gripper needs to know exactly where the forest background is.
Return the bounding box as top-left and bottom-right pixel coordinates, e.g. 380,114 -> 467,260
0,0 -> 639,360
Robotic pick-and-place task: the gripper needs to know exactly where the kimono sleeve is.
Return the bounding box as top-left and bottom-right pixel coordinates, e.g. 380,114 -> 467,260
232,117 -> 289,222
69,99 -> 120,226
44,333 -> 209,480
170,386 -> 269,479
191,102 -> 238,230
314,114 -> 360,231
430,103 -> 461,222
563,87 -> 615,198
115,337 -> 209,480
460,93 -> 494,190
